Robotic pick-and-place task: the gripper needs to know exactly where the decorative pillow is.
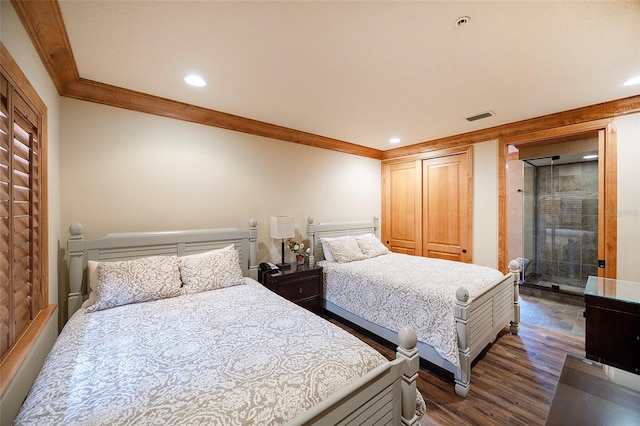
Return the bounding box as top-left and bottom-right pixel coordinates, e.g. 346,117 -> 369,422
324,237 -> 367,263
179,244 -> 245,294
88,256 -> 182,312
356,233 -> 390,258
81,260 -> 99,309
320,236 -> 358,262
320,237 -> 337,262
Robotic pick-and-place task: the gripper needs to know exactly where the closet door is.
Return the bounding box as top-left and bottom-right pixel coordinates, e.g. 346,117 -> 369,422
382,160 -> 422,255
422,153 -> 472,262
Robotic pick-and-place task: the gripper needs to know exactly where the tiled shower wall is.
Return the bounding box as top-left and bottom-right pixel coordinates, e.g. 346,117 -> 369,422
533,161 -> 599,292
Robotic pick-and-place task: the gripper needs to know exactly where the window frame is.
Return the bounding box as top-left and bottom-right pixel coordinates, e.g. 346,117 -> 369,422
0,42 -> 51,398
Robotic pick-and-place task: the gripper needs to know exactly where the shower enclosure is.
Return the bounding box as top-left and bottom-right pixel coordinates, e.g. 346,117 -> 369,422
520,155 -> 599,294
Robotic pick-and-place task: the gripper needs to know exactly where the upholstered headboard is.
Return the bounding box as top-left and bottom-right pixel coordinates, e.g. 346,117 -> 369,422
306,216 -> 379,266
66,219 -> 258,319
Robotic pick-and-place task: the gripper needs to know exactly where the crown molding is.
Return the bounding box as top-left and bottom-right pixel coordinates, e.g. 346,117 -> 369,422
10,0 -> 383,160
10,0 -> 640,162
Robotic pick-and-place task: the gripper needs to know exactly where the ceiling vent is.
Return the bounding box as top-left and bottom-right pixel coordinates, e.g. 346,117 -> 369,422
466,111 -> 494,122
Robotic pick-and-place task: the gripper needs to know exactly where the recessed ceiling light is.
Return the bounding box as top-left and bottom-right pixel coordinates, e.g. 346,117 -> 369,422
455,16 -> 470,27
389,137 -> 401,144
184,74 -> 206,87
623,75 -> 640,86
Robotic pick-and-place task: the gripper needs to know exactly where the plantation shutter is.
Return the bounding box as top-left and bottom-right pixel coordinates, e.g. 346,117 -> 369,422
0,74 -> 10,357
0,72 -> 43,361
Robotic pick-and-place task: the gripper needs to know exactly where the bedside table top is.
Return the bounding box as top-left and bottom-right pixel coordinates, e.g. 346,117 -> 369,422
268,264 -> 322,278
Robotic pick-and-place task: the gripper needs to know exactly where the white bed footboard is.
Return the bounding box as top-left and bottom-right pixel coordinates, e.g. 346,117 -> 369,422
453,261 -> 520,397
289,326 -> 420,426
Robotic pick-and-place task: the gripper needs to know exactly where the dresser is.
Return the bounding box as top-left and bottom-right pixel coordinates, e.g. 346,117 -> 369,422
584,275 -> 640,374
260,264 -> 323,315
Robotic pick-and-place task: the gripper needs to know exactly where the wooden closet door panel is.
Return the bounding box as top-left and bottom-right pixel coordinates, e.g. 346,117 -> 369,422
423,153 -> 472,262
382,160 -> 422,255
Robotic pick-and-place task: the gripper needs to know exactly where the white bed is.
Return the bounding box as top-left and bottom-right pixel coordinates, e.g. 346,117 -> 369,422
15,219 -> 425,425
307,217 -> 521,398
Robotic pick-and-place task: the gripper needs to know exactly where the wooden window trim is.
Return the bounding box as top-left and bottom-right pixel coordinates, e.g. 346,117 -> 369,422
0,305 -> 55,397
0,42 -> 52,398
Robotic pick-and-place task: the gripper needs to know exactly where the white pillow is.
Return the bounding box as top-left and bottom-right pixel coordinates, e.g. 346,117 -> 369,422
320,237 -> 337,262
356,233 -> 390,258
320,236 -> 356,262
324,237 -> 367,263
88,255 -> 182,312
81,260 -> 99,309
179,244 -> 245,294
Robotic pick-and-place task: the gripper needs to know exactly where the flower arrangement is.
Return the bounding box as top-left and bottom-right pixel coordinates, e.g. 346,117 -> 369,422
288,239 -> 311,257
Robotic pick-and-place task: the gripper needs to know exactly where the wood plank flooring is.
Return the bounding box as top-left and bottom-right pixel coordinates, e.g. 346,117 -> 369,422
329,317 -> 585,425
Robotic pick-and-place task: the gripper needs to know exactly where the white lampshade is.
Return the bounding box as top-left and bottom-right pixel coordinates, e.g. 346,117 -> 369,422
270,216 -> 295,239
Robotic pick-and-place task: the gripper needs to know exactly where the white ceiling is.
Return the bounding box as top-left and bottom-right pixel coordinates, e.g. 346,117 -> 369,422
57,1 -> 640,151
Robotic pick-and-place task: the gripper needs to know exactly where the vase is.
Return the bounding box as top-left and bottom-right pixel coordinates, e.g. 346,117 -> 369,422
296,255 -> 305,265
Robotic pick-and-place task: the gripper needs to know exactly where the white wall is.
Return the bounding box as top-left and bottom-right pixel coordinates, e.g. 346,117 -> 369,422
614,113 -> 640,282
1,3 -> 61,425
472,140 -> 499,269
60,98 -> 382,265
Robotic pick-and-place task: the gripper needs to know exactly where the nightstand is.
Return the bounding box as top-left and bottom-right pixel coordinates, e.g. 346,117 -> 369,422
260,264 -> 323,315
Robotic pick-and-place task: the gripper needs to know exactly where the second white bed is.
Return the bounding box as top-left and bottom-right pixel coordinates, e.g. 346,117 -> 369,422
307,217 -> 521,398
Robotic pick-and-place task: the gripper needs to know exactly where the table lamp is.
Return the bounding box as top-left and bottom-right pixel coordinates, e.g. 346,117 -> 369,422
270,216 -> 295,269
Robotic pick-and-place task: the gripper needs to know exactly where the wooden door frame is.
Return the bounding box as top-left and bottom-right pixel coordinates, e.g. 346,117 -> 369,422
498,119 -> 617,277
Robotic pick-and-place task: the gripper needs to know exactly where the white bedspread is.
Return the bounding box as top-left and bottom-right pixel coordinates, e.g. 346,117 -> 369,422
15,279 -> 399,425
319,253 -> 506,368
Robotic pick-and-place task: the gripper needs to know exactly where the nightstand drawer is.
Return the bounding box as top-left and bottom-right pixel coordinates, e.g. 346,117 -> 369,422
278,277 -> 320,302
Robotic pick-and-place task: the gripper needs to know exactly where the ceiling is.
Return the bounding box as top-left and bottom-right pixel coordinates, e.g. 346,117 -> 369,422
56,1 -> 640,151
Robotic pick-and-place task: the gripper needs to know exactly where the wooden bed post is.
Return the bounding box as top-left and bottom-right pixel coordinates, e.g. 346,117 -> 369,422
509,259 -> 521,335
397,325 -> 420,425
248,218 -> 258,281
67,222 -> 85,321
307,216 -> 316,267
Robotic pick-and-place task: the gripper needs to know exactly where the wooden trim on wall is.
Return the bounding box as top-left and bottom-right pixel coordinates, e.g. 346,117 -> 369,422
384,97 -> 640,160
10,0 -> 383,160
0,42 -> 53,399
603,126 -> 617,278
0,41 -> 49,308
497,119 -> 617,275
11,0 -> 640,162
10,0 -> 78,94
0,43 -> 47,115
0,305 -> 56,397
63,79 -> 383,159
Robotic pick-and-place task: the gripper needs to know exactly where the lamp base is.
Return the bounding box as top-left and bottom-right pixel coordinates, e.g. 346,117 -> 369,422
276,263 -> 291,270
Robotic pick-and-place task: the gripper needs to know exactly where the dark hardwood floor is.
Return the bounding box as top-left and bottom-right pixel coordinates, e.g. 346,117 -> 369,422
330,317 -> 585,425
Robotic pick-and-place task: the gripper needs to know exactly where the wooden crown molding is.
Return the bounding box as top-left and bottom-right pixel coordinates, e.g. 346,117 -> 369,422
10,0 -> 383,160
63,78 -> 383,159
10,0 -> 78,94
11,0 -> 640,162
383,95 -> 640,160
